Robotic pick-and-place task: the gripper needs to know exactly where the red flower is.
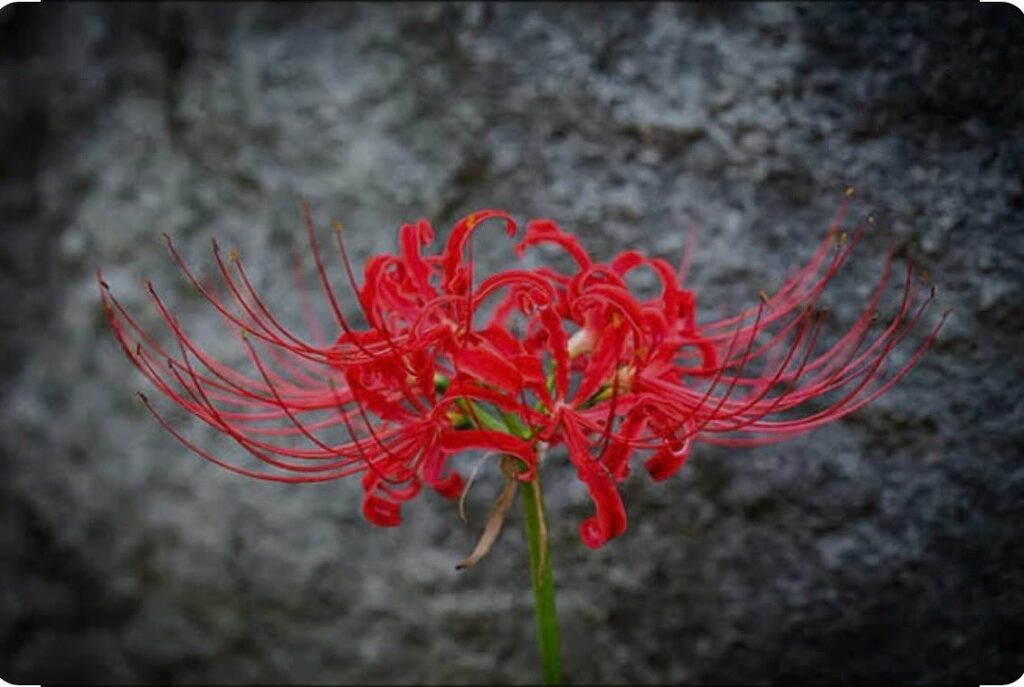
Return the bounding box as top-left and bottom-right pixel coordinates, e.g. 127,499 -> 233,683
101,195 -> 945,550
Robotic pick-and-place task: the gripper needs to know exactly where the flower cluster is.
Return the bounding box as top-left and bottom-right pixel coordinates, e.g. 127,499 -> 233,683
99,197 -> 945,549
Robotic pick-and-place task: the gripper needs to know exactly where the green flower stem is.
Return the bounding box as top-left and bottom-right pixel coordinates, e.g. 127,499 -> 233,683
519,474 -> 563,685
458,396 -> 563,683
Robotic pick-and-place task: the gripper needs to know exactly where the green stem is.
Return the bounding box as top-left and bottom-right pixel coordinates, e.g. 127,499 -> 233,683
457,397 -> 562,681
519,476 -> 563,685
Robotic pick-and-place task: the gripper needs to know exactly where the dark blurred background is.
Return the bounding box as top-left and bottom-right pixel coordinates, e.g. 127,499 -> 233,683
1,2 -> 1021,684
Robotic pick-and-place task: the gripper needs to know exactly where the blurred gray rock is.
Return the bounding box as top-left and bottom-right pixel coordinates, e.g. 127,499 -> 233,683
1,2 -> 1021,684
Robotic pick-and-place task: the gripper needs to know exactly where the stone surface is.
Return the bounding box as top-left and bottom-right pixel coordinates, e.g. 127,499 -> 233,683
1,2 -> 1021,684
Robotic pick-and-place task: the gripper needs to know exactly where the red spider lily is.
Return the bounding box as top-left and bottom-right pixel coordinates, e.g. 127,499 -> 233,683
99,194 -> 945,551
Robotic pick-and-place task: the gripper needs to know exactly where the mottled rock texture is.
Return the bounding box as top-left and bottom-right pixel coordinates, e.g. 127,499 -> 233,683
1,2 -> 1021,684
